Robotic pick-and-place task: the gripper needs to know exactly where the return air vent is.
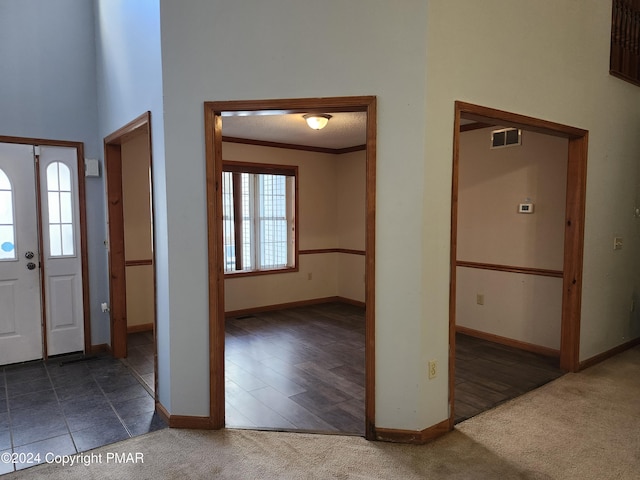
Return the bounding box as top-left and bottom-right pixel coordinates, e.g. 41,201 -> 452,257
491,127 -> 521,149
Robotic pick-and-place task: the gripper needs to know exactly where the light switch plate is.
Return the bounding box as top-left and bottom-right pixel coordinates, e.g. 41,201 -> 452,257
85,159 -> 100,177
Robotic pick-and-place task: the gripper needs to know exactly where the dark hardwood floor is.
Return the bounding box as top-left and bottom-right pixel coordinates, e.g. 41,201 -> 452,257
123,305 -> 564,433
123,331 -> 155,394
225,303 -> 365,435
454,332 -> 564,423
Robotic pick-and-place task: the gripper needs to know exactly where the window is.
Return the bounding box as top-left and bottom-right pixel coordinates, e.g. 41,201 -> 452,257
46,162 -> 75,257
0,168 -> 16,260
222,162 -> 296,274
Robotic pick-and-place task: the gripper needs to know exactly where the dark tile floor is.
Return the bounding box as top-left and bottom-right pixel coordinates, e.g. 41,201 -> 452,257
0,353 -> 166,474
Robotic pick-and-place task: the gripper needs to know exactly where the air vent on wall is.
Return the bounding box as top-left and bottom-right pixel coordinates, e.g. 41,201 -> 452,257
491,127 -> 521,149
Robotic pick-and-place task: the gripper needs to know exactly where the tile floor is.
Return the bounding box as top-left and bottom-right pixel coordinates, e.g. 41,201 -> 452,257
122,331 -> 155,394
0,353 -> 166,475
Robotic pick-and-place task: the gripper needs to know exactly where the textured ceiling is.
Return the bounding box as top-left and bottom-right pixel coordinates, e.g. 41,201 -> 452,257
221,112 -> 367,150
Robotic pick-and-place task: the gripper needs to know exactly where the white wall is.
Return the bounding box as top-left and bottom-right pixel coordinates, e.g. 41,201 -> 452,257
0,0 -> 108,346
222,142 -> 365,312
159,0 -> 432,426
94,0 -> 169,406
427,0 -> 640,365
456,128 -> 567,348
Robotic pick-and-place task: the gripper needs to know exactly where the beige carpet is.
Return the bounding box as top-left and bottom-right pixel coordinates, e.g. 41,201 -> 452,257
5,345 -> 639,479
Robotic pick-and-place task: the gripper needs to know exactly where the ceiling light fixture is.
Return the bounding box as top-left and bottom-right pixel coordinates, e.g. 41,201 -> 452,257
303,114 -> 332,130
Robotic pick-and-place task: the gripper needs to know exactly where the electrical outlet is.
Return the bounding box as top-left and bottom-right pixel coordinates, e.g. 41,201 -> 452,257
476,294 -> 484,305
428,360 -> 437,379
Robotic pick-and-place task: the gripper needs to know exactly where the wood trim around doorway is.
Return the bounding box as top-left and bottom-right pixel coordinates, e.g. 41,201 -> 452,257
204,96 -> 377,438
104,112 -> 157,367
0,135 -> 92,358
449,101 -> 588,428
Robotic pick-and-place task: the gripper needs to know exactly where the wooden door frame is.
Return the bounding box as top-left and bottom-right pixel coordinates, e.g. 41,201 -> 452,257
204,96 -> 377,438
104,112 -> 157,369
0,135 -> 91,358
448,101 -> 588,428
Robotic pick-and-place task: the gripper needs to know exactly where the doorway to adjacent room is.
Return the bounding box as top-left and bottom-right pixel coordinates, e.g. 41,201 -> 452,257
449,101 -> 588,426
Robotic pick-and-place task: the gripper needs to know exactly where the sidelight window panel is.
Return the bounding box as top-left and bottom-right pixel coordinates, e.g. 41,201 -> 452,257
46,162 -> 74,257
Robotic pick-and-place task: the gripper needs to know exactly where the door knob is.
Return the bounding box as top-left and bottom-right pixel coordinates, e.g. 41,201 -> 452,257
25,251 -> 34,259
26,262 -> 36,270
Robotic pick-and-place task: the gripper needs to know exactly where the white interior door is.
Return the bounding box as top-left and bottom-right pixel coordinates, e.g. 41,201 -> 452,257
0,143 -> 43,365
39,146 -> 84,356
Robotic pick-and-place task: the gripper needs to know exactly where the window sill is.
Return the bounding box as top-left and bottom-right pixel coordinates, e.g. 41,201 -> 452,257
224,266 -> 298,279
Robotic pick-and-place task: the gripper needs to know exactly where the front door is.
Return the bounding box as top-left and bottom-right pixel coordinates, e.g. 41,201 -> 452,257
0,143 -> 43,364
0,142 -> 85,365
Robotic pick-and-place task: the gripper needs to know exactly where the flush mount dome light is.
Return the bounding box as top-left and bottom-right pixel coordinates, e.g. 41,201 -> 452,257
303,114 -> 332,130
